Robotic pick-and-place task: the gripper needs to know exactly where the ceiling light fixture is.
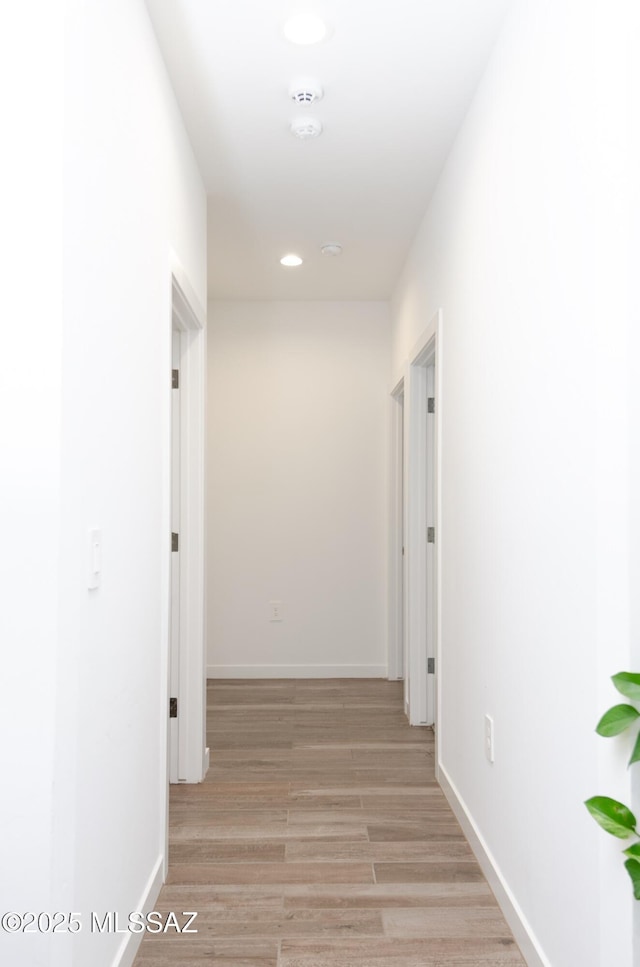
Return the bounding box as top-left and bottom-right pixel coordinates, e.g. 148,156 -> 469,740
321,242 -> 342,257
290,116 -> 323,140
283,13 -> 328,45
280,254 -> 303,267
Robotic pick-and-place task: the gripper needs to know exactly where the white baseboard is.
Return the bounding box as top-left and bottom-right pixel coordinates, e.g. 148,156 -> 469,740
437,764 -> 549,967
113,855 -> 164,967
203,746 -> 210,777
207,663 -> 387,679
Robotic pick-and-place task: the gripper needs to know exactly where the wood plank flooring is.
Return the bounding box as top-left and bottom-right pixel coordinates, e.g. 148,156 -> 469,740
134,679 -> 526,966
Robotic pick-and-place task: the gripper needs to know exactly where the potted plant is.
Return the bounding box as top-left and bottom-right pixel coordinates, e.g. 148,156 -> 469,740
585,672 -> 640,898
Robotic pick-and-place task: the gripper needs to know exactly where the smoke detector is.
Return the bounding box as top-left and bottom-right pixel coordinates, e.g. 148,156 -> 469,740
289,78 -> 323,105
290,117 -> 323,140
321,243 -> 342,257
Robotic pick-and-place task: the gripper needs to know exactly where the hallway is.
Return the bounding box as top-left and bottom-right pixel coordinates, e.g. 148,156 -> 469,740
134,679 -> 525,965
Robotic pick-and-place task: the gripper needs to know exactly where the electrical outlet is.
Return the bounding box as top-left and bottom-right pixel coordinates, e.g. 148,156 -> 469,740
484,715 -> 494,763
269,600 -> 283,622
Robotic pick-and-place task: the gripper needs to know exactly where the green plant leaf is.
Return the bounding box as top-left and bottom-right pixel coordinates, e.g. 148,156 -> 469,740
628,730 -> 640,767
596,704 -> 640,737
624,858 -> 640,900
585,796 -> 637,838
612,672 -> 640,703
623,843 -> 640,860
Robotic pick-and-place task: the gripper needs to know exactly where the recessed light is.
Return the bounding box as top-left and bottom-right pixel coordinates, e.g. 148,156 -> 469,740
283,13 -> 328,45
280,254 -> 303,267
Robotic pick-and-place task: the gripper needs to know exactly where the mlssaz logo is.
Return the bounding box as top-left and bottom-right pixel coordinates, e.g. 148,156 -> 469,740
90,911 -> 198,934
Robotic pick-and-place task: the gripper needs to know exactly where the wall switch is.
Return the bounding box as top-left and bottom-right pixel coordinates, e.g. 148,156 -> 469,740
484,714 -> 494,763
88,528 -> 102,590
269,600 -> 283,622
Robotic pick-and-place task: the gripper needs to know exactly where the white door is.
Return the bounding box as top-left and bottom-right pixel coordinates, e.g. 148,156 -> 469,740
425,362 -> 436,727
169,330 -> 183,782
404,313 -> 440,727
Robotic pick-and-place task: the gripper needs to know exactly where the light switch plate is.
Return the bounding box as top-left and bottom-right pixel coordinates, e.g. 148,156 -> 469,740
269,600 -> 283,622
88,528 -> 102,590
484,714 -> 494,763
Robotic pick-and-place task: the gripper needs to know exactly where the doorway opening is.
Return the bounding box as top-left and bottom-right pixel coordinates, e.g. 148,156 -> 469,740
162,258 -> 208,874
394,310 -> 441,731
167,267 -> 207,782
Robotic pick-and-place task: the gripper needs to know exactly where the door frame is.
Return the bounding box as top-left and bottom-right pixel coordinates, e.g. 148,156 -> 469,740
388,375 -> 405,684
169,329 -> 182,782
403,309 -> 442,728
161,253 -> 207,871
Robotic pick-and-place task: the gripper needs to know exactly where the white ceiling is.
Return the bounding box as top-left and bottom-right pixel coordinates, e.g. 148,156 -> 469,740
145,0 -> 511,301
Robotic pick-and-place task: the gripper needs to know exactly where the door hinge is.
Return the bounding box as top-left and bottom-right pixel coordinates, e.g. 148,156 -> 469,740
427,527 -> 435,544
169,697 -> 178,718
172,369 -> 179,389
428,657 -> 435,674
428,397 -> 435,414
171,532 -> 179,552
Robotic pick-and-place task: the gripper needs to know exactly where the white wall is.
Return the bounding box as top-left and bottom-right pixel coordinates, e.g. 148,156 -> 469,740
391,1 -> 638,965
207,301 -> 390,678
626,20 -> 640,955
0,8 -> 63,966
1,3 -> 206,966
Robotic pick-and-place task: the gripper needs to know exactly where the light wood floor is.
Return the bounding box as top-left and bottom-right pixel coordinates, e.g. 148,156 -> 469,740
134,679 -> 526,966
